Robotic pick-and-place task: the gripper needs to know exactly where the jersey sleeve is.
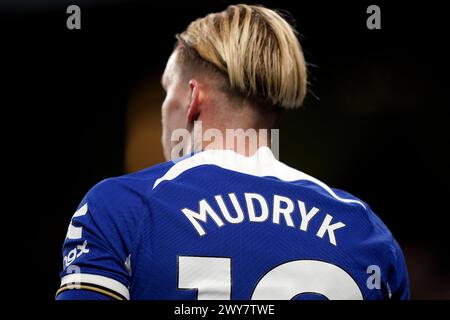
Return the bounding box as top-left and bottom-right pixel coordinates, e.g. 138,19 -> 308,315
56,178 -> 143,300
334,188 -> 411,300
365,204 -> 410,300
387,239 -> 410,299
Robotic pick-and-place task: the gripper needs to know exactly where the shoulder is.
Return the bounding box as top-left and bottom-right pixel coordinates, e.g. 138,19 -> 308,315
288,171 -> 399,246
87,160 -> 174,203
81,160 -> 175,224
328,186 -> 406,268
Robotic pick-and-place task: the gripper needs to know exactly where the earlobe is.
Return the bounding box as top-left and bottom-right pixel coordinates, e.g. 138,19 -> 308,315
187,79 -> 200,123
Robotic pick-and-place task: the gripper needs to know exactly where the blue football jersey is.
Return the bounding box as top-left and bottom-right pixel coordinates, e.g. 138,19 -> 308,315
56,147 -> 409,300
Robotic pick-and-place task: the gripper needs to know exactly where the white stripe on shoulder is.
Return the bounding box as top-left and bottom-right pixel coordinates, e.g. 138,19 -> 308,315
153,147 -> 366,209
60,273 -> 130,300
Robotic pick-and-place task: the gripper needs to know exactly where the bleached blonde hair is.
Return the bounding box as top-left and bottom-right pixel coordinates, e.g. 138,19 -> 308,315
176,4 -> 307,109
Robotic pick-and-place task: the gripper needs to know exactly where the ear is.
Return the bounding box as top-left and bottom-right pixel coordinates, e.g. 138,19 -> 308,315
187,79 -> 201,123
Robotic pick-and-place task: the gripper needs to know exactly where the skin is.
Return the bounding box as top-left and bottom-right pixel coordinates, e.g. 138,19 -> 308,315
160,49 -> 280,161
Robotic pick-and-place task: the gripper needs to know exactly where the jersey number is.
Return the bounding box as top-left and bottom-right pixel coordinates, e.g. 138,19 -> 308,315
178,256 -> 363,300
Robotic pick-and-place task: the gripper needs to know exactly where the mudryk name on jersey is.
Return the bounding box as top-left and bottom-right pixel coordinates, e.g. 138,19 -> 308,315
181,192 -> 345,246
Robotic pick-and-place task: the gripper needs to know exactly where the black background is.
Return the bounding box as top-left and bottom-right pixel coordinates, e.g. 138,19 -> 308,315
2,0 -> 449,300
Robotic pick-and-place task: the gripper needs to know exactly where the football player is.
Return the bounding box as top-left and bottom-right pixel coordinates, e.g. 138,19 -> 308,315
56,4 -> 409,300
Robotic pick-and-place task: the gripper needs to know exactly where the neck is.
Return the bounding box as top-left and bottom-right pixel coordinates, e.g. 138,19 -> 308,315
187,102 -> 280,157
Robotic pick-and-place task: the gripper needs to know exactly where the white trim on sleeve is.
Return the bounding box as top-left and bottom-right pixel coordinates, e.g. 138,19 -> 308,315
60,273 -> 130,300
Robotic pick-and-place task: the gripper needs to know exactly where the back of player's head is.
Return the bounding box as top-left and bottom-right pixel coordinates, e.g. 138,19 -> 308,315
176,4 -> 307,110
